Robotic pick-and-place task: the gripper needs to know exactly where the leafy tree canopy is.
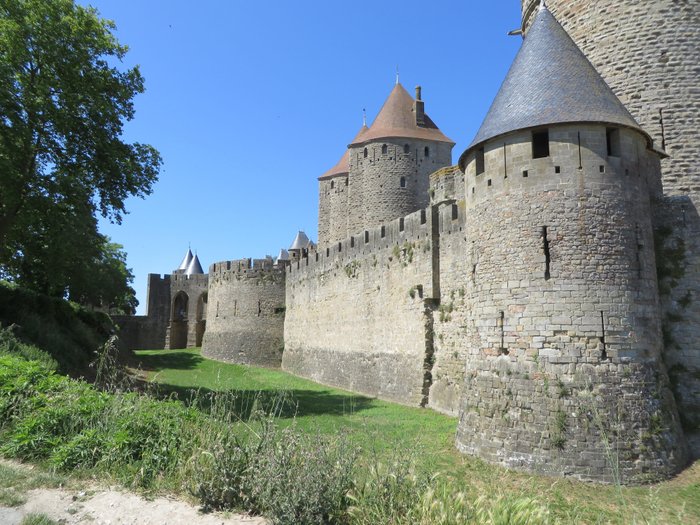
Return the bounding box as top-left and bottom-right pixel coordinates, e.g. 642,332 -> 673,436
0,0 -> 161,308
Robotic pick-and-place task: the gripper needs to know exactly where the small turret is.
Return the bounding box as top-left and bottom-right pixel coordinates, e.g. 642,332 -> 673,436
289,231 -> 311,262
185,253 -> 204,276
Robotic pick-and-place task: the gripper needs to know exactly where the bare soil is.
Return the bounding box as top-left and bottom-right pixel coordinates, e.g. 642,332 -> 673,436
0,484 -> 267,525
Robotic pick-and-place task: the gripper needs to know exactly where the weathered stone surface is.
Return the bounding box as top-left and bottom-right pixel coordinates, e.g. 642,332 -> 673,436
202,258 -> 285,368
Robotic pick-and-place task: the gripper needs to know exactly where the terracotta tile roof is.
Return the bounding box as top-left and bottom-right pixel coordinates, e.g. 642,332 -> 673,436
350,83 -> 454,146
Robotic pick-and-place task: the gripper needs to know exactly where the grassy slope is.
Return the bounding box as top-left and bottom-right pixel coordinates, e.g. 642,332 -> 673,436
136,348 -> 700,525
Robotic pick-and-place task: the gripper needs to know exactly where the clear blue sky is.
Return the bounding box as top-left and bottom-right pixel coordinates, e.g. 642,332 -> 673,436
85,1 -> 522,314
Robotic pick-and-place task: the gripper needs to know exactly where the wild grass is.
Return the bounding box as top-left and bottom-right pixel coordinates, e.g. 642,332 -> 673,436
136,348 -> 700,525
1,333 -> 698,524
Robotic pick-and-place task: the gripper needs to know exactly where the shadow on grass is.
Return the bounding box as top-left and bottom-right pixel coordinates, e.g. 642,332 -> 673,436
137,379 -> 375,420
135,351 -> 204,372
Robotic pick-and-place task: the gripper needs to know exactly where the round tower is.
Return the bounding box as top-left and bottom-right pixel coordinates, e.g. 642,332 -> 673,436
521,0 -> 700,200
318,125 -> 367,247
455,6 -> 687,482
346,83 -> 454,235
201,258 -> 285,367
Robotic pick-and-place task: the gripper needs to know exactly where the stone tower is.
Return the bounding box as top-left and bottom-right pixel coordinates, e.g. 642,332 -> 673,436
344,83 -> 454,239
201,257 -> 286,367
455,5 -> 687,482
520,0 -> 700,441
317,125 -> 367,248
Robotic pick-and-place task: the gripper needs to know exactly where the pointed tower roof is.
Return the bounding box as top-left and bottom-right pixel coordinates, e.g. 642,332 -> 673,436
350,83 -> 454,146
289,231 -> 310,250
176,248 -> 193,272
460,5 -> 648,166
276,248 -> 289,262
184,254 -> 204,276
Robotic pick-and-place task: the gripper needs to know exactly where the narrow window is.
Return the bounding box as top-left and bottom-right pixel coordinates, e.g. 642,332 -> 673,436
364,230 -> 369,243
382,144 -> 388,154
451,204 -> 458,220
381,225 -> 386,238
345,178 -> 348,186
542,226 -> 551,280
420,209 -> 426,224
555,166 -> 561,174
424,146 -> 430,158
326,247 -> 330,257
475,147 -> 485,175
399,218 -> 405,232
487,179 -> 492,186
400,176 -> 406,188
257,300 -> 261,316
606,128 -> 620,157
599,165 -> 605,173
363,147 -> 368,158
522,170 -> 528,178
600,311 -> 607,360
330,180 -> 335,189
338,242 -> 342,252
403,144 -> 410,154
350,236 -> 355,248
532,130 -> 550,159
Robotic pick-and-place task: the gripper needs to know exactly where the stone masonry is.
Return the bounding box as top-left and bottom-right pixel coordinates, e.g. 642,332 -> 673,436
119,2 -> 698,483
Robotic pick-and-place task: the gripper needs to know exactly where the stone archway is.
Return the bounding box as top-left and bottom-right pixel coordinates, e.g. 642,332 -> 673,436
195,292 -> 208,347
169,291 -> 189,349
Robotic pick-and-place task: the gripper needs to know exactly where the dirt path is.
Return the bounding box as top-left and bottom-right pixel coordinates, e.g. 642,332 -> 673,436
0,486 -> 267,525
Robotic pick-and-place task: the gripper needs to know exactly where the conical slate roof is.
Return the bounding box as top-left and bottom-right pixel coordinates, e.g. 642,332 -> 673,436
461,5 -> 647,164
318,125 -> 367,181
185,254 -> 204,276
289,231 -> 310,250
276,248 -> 289,262
176,248 -> 193,272
350,83 -> 453,146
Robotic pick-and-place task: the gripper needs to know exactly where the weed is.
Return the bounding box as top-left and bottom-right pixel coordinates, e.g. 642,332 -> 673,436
20,514 -> 60,525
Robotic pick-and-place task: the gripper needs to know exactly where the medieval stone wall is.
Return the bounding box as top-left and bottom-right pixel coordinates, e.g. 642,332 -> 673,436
201,258 -> 286,367
115,273 -> 171,350
426,166 -> 471,415
454,124 -> 687,482
283,209 -> 436,406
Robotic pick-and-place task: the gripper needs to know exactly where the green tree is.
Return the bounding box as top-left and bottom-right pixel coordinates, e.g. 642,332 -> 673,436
0,0 -> 161,297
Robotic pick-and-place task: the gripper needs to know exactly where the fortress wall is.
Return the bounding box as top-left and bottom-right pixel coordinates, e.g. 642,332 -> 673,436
283,209 -> 435,406
115,273 -> 171,350
522,0 -> 700,202
425,166 -> 472,415
653,197 -> 700,442
455,125 -> 687,482
201,258 -> 286,367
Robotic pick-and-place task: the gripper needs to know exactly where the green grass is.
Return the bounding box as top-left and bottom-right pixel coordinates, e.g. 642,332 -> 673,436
135,348 -> 700,525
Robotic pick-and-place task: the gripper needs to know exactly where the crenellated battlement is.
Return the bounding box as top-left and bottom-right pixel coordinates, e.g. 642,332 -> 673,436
289,208 -> 432,278
208,257 -> 284,283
